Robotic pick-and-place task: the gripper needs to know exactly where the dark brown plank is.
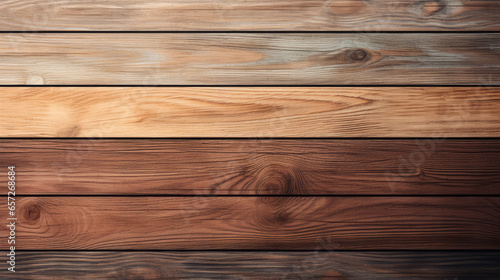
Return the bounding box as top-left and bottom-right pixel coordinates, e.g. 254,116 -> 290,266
0,0 -> 499,31
2,33 -> 499,85
1,251 -> 499,279
1,87 -> 500,137
1,140 -> 499,195
1,197 -> 499,250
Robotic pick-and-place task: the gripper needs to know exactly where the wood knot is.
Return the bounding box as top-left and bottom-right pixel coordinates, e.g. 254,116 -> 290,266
412,0 -> 447,17
423,1 -> 444,16
275,211 -> 291,224
24,204 -> 41,222
255,197 -> 294,227
255,164 -> 305,195
419,170 -> 426,177
349,49 -> 367,61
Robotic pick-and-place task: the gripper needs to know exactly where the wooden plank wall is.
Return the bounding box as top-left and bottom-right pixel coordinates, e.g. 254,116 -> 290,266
0,0 -> 499,279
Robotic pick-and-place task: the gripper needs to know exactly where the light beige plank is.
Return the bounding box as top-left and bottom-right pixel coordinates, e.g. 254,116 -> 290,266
0,87 -> 499,137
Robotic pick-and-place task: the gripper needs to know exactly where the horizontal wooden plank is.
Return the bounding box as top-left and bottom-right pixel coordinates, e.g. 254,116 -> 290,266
2,251 -> 499,279
2,33 -> 499,85
0,0 -> 499,31
1,87 -> 499,137
2,197 -> 499,250
2,140 -> 499,195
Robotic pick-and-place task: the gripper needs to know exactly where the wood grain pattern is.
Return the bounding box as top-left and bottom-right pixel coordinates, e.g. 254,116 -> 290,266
0,0 -> 499,31
0,138 -> 500,195
2,197 -> 499,250
2,251 -> 499,279
1,1 -> 498,278
2,140 -> 499,195
2,33 -> 499,85
1,87 -> 499,137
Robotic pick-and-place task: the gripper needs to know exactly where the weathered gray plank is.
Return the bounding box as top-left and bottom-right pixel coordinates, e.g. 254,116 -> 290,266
1,251 -> 499,279
0,0 -> 499,31
1,33 -> 498,85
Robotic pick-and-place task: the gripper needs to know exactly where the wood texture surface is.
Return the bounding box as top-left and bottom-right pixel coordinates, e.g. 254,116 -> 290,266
2,33 -> 499,85
1,87 -> 499,137
1,0 -> 498,278
0,0 -> 499,31
1,251 -> 499,279
2,197 -> 499,250
1,140 -> 499,195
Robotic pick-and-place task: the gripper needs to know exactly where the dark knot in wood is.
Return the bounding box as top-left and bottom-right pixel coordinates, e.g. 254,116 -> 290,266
255,164 -> 305,195
349,49 -> 367,61
25,204 -> 41,221
255,197 -> 294,227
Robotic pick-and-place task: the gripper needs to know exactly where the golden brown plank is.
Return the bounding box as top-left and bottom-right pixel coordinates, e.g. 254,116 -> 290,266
1,140 -> 499,195
2,33 -> 499,85
0,0 -> 499,31
2,197 -> 499,250
0,87 -> 499,137
1,251 -> 499,279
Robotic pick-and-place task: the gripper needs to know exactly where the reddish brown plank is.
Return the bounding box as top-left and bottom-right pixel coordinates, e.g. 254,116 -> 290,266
1,197 -> 499,250
0,140 -> 499,195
